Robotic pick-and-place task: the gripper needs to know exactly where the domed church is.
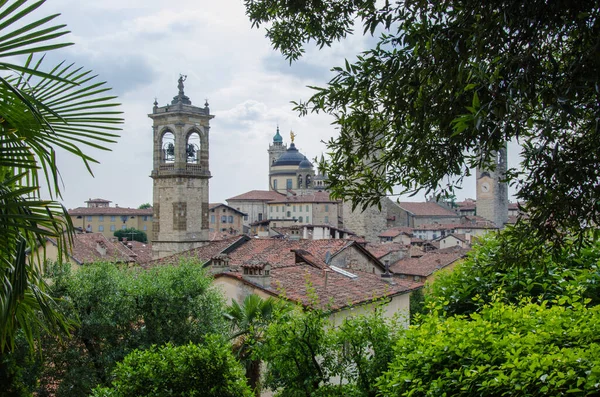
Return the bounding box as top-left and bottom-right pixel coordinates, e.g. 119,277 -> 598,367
267,127 -> 317,193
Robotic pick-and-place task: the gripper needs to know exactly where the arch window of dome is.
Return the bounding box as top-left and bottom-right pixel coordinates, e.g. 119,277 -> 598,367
186,132 -> 201,164
306,175 -> 312,188
286,179 -> 292,190
161,131 -> 175,163
298,175 -> 303,188
273,179 -> 278,190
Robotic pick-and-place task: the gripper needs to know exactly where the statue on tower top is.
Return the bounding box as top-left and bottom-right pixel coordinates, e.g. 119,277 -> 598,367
178,74 -> 187,94
290,130 -> 296,143
171,74 -> 191,105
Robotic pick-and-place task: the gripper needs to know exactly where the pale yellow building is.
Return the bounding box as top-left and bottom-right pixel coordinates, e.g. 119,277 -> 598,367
68,198 -> 153,240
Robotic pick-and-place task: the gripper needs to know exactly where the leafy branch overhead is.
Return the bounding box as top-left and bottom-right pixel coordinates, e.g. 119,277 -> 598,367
0,0 -> 122,353
245,0 -> 600,245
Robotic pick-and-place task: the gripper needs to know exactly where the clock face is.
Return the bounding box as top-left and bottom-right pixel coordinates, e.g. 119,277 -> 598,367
481,182 -> 490,193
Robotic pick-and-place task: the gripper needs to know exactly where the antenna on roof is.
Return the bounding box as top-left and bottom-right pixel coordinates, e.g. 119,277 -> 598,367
324,251 -> 331,265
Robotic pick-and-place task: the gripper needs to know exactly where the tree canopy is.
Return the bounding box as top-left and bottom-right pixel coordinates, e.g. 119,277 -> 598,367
114,227 -> 147,243
245,0 -> 600,245
0,0 -> 122,354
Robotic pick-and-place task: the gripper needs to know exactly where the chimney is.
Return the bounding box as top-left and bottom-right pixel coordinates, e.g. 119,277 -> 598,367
242,262 -> 271,289
381,260 -> 394,283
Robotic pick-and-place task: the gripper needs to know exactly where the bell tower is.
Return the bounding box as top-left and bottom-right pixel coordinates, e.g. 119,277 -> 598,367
149,76 -> 214,259
476,145 -> 508,228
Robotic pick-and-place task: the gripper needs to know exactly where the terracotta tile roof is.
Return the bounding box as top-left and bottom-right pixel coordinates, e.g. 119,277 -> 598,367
390,249 -> 467,277
270,266 -> 419,310
216,266 -> 421,311
378,227 -> 414,238
63,233 -> 136,265
227,190 -> 285,201
223,238 -> 353,269
68,207 -> 153,216
269,190 -> 339,204
397,202 -> 458,217
147,235 -> 250,267
124,240 -> 153,263
364,243 -> 409,259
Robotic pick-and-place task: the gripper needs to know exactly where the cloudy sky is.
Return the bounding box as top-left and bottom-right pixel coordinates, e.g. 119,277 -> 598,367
35,0 -> 516,210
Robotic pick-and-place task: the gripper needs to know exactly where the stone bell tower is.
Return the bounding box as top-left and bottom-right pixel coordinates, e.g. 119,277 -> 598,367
149,76 -> 214,259
476,145 -> 508,228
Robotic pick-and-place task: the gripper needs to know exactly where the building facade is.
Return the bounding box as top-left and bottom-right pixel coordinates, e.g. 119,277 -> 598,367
149,76 -> 213,259
68,199 -> 153,240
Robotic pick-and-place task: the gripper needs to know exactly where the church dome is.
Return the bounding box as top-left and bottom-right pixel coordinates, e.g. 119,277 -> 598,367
298,156 -> 313,169
272,143 -> 305,166
273,126 -> 283,143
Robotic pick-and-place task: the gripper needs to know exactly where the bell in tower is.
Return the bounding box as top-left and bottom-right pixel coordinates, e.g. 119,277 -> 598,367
149,76 -> 214,259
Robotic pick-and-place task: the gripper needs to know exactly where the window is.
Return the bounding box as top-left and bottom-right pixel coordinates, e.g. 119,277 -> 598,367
211,215 -> 215,223
228,216 -> 233,223
98,215 -> 104,222
273,179 -> 278,190
258,213 -> 263,221
223,208 -> 226,213
221,215 -> 227,223
293,205 -> 296,212
98,225 -> 104,232
287,211 -> 291,217
270,206 -> 273,213
276,206 -> 279,212
110,216 -> 116,222
110,225 -> 116,231
86,215 -> 92,221
325,204 -> 329,212
143,216 -> 148,221
286,179 -> 292,190
306,216 -> 309,223
143,225 -> 147,231
299,216 -> 303,223
244,215 -> 248,221
306,205 -> 309,212
324,216 -> 329,224
299,205 -> 302,212
122,225 -> 127,230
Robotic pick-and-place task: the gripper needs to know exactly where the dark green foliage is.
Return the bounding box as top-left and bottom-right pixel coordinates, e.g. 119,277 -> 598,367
113,227 -> 147,243
137,203 -> 151,209
36,261 -> 226,396
226,294 -> 289,395
92,337 -> 252,397
378,297 -> 600,396
427,231 -> 600,317
408,287 -> 425,323
245,0 -> 600,246
260,304 -> 399,396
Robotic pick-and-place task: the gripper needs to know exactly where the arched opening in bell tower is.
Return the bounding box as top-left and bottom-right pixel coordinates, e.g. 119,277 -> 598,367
161,131 -> 175,163
186,131 -> 201,164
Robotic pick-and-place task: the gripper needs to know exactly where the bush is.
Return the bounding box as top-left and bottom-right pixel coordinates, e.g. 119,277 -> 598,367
113,227 -> 147,243
378,296 -> 600,396
93,337 -> 252,397
427,231 -> 600,316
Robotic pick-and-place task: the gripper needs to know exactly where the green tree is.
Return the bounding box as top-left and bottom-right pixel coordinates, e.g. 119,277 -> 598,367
36,260 -> 226,396
426,231 -> 600,317
0,0 -> 121,374
137,203 -> 151,209
226,294 -> 286,395
113,227 -> 147,243
92,337 -> 253,397
378,296 -> 600,396
245,0 -> 600,245
259,302 -> 399,397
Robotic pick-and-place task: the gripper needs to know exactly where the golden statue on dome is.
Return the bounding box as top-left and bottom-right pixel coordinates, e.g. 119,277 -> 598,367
290,130 -> 296,143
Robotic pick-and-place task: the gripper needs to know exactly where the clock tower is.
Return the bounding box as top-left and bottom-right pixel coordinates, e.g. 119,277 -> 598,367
476,146 -> 508,228
149,76 -> 214,259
